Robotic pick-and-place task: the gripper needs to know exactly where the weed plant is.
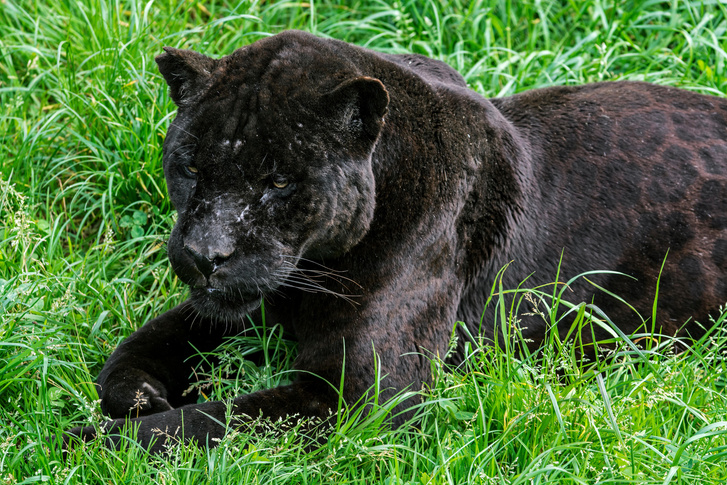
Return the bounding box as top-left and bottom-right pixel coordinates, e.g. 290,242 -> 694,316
1,0 -> 727,483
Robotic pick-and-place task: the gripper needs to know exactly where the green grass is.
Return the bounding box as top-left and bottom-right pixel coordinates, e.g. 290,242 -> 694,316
1,0 -> 727,483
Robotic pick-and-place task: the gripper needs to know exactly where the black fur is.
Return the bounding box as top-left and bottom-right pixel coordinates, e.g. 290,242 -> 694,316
64,31 -> 727,453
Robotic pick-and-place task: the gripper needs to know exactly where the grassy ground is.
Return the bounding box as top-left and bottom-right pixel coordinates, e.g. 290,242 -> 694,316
1,0 -> 727,483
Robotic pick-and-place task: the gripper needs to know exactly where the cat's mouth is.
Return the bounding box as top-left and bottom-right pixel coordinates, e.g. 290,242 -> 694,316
188,285 -> 263,320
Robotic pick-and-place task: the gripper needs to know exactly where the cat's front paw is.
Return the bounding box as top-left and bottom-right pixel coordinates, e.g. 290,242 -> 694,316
99,369 -> 174,418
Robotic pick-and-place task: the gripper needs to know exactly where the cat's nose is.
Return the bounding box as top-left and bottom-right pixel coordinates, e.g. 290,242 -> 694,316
184,244 -> 232,279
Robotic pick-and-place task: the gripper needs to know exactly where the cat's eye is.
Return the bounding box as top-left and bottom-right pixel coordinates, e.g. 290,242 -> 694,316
272,177 -> 289,189
183,165 -> 198,177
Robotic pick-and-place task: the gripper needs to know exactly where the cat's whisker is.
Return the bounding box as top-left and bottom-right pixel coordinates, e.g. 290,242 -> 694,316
279,259 -> 361,292
271,265 -> 360,306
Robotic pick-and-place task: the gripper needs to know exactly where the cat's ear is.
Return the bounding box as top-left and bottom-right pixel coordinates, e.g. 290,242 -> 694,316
155,47 -> 217,106
320,77 -> 389,139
